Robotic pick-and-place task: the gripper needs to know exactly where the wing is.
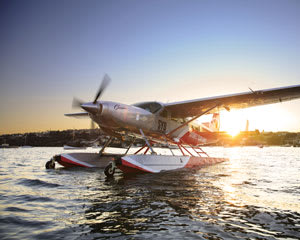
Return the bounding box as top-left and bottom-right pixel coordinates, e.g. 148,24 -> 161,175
64,112 -> 89,118
163,84 -> 300,118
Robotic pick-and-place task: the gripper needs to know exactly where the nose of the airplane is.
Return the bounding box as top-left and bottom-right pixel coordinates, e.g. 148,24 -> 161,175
81,102 -> 102,114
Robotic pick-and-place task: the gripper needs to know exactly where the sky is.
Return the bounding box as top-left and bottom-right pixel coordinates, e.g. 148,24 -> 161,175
0,0 -> 300,134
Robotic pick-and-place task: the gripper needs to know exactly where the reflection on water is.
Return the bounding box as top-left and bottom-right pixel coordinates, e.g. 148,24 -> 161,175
80,170 -> 300,239
0,147 -> 299,239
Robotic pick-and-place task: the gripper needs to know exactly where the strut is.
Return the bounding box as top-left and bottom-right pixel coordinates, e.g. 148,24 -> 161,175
99,136 -> 113,156
139,129 -> 156,155
166,104 -> 220,138
124,137 -> 136,155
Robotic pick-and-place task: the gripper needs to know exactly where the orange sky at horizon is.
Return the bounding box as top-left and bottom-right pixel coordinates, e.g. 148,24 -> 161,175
1,1 -> 300,135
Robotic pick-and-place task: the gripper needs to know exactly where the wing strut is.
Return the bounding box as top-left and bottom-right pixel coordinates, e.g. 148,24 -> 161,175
166,104 -> 220,138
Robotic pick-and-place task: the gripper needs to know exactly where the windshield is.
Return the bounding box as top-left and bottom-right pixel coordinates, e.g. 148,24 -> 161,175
133,102 -> 163,114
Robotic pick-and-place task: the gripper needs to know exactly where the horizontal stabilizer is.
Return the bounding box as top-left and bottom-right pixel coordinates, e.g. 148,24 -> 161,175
64,112 -> 89,118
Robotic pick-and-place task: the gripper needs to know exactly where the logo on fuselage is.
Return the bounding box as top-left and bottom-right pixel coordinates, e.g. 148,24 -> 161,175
114,104 -> 126,110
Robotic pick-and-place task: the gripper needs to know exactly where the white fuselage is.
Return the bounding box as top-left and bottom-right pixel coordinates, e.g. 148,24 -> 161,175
86,101 -> 216,146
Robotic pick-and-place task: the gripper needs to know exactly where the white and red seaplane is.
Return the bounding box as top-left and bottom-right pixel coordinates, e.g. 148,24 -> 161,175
46,75 -> 300,176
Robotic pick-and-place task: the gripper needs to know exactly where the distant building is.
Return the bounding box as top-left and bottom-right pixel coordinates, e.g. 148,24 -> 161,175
245,119 -> 249,132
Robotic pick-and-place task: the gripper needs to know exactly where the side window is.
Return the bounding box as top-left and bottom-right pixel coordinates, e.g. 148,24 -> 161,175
158,120 -> 167,133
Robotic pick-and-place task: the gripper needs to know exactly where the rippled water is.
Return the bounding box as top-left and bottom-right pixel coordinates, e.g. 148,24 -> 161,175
0,147 -> 299,239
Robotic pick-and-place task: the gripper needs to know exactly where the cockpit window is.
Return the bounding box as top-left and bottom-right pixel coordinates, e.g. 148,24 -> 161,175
133,102 -> 163,114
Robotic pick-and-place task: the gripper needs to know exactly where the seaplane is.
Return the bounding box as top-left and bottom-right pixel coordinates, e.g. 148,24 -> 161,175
46,75 -> 300,177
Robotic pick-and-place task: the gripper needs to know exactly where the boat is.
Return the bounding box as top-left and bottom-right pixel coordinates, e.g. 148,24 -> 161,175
19,145 -> 33,148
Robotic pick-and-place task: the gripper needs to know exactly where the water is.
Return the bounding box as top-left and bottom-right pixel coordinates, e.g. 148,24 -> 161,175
0,147 -> 299,239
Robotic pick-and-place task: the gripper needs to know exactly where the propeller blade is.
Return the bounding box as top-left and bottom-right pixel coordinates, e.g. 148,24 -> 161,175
93,74 -> 111,104
91,120 -> 95,130
90,120 -> 95,135
72,97 -> 85,109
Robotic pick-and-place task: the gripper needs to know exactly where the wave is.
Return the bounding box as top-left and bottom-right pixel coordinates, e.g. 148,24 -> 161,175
18,178 -> 61,188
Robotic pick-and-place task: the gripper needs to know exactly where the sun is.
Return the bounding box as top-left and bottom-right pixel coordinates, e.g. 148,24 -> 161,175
220,111 -> 245,136
219,104 -> 295,134
226,128 -> 241,137
197,104 -> 296,137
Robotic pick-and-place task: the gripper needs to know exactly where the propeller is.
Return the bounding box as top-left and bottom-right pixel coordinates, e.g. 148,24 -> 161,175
91,120 -> 95,130
90,119 -> 96,135
72,74 -> 111,110
71,74 -> 111,132
93,74 -> 111,104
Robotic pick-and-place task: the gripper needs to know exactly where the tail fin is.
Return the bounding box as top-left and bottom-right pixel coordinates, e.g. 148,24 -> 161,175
209,113 -> 220,131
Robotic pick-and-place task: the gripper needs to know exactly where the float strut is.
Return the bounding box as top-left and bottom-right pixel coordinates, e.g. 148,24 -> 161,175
139,129 -> 156,155
99,136 -> 113,156
124,137 -> 136,155
163,136 -> 175,156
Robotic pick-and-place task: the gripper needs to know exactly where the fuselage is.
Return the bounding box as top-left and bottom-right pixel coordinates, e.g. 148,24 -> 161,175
84,100 -> 218,146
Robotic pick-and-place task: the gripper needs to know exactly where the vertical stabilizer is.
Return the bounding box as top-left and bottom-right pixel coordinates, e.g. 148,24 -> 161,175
209,113 -> 220,132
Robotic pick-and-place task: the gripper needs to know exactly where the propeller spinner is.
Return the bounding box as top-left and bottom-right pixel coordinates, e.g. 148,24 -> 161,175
71,74 -> 111,128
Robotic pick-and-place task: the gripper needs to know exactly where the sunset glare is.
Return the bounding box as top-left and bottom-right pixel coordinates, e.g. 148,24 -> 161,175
219,103 -> 297,135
